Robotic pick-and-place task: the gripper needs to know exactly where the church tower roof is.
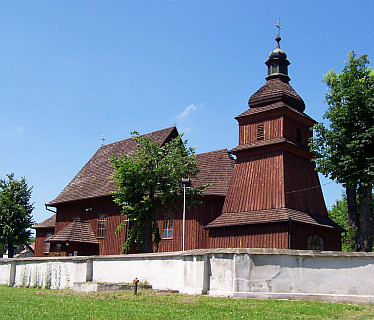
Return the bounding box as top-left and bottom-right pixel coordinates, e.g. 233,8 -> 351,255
247,35 -> 305,113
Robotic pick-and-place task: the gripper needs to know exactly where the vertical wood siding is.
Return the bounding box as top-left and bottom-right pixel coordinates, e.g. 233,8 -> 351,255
222,150 -> 285,213
34,228 -> 55,257
208,222 -> 289,249
283,151 -> 328,215
155,196 -> 225,252
283,116 -> 312,148
290,223 -> 341,251
239,116 -> 283,145
50,196 -> 127,256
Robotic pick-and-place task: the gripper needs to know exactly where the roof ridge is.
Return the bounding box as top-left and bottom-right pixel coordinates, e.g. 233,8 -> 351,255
195,148 -> 228,157
98,126 -> 176,149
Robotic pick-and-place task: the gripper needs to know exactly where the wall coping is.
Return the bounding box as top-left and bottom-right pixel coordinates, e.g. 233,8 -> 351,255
1,248 -> 374,263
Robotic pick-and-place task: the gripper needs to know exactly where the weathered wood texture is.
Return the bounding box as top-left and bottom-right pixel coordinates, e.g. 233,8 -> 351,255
290,222 -> 342,251
155,196 -> 225,252
284,151 -> 328,215
46,196 -> 127,256
222,150 -> 285,212
208,222 -> 289,249
239,116 -> 283,145
34,228 -> 55,257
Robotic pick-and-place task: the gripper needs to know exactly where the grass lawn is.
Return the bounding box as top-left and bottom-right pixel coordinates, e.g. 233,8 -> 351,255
1,286 -> 374,319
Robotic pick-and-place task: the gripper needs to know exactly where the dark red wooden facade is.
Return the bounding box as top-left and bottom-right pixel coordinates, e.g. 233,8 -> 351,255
34,37 -> 342,257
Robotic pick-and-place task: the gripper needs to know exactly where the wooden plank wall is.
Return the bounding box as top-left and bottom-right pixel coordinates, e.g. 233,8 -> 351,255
291,223 -> 341,251
208,222 -> 289,249
156,196 -> 225,252
53,196 -> 127,256
283,151 -> 328,215
238,116 -> 282,145
34,228 -> 55,257
222,150 -> 285,213
283,116 -> 312,148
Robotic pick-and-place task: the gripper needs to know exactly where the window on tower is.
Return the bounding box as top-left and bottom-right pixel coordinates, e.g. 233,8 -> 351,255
296,128 -> 302,143
257,124 -> 264,140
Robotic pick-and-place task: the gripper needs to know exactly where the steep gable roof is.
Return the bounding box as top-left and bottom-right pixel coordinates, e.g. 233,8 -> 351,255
48,127 -> 178,205
47,127 -> 234,206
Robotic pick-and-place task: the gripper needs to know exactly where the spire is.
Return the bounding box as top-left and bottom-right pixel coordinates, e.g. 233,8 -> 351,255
247,24 -> 305,112
265,21 -> 290,82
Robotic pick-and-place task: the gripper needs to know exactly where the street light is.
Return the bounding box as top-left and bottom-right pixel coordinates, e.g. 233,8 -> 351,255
181,178 -> 191,251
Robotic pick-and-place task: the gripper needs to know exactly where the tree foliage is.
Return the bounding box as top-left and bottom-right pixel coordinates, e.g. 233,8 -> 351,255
0,173 -> 34,258
329,193 -> 374,252
310,52 -> 374,251
110,132 -> 204,253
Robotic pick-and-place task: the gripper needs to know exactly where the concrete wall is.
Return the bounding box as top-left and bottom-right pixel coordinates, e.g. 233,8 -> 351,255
1,248 -> 374,304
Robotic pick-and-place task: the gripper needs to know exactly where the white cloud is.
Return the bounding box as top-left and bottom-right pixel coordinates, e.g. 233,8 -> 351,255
178,104 -> 198,119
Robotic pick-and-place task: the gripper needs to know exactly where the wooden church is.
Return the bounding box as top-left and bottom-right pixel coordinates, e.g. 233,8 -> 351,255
34,36 -> 343,257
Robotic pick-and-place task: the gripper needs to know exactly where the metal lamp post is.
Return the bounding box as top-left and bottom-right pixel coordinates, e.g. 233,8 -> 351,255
181,178 -> 191,251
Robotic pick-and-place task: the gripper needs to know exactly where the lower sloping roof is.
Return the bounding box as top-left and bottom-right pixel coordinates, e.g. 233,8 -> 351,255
205,207 -> 344,231
33,214 -> 56,229
45,220 -> 99,244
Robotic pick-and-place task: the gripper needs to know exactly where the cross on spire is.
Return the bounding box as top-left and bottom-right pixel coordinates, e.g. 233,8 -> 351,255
275,19 -> 281,36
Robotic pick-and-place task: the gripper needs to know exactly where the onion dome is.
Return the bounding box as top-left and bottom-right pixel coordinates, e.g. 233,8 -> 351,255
247,35 -> 305,113
265,35 -> 290,82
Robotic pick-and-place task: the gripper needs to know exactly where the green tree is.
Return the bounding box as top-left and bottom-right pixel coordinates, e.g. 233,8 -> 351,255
310,52 -> 374,251
0,173 -> 34,258
329,194 -> 374,252
110,132 -> 204,253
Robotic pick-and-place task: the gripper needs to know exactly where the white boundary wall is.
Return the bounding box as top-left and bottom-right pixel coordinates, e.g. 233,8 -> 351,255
1,248 -> 374,304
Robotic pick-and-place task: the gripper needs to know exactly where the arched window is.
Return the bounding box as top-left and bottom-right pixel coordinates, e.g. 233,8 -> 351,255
307,235 -> 324,250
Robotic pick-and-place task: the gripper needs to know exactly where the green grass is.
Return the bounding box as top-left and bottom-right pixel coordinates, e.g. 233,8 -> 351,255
1,286 -> 374,319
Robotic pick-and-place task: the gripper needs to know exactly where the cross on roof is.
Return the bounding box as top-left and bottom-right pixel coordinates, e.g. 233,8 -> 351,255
275,19 -> 281,36
100,134 -> 106,146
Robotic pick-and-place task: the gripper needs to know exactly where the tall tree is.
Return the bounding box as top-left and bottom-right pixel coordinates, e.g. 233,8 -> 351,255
329,193 -> 374,252
0,173 -> 34,258
110,132 -> 204,253
310,52 -> 374,251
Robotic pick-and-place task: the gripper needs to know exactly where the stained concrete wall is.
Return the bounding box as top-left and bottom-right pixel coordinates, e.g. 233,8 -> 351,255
1,248 -> 374,304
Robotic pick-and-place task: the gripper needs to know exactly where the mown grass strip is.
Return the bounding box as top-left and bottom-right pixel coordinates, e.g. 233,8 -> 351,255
0,286 -> 373,320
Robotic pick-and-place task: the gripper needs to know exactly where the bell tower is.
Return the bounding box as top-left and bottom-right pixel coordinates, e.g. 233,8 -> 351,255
214,34 -> 342,250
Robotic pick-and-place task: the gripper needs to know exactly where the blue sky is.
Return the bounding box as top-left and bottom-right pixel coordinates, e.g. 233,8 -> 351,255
1,1 -> 373,224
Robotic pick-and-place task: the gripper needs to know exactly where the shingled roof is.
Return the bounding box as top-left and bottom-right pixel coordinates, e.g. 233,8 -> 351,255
247,78 -> 305,112
47,127 -> 178,205
47,127 -> 234,206
236,102 -> 314,122
45,220 -> 99,244
33,214 -> 56,229
205,207 -> 344,231
193,149 -> 235,196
